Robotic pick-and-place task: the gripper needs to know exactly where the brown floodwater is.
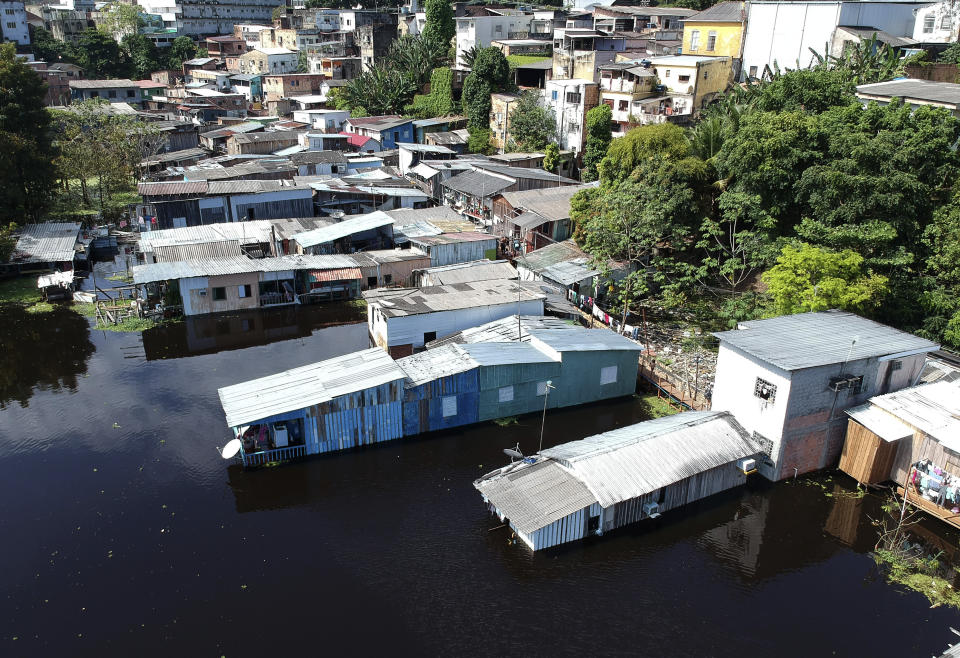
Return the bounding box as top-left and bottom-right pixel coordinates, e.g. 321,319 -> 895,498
1,273 -> 958,656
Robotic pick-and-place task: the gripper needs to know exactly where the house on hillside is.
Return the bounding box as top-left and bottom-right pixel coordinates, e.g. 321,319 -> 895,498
493,184 -> 593,251
711,310 -> 940,481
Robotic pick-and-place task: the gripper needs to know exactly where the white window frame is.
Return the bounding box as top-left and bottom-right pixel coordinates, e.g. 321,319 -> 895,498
689,30 -> 700,51
600,366 -> 618,385
706,30 -> 717,52
924,14 -> 936,33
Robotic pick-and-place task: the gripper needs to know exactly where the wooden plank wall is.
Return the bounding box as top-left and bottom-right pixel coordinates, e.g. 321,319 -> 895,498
838,419 -> 898,485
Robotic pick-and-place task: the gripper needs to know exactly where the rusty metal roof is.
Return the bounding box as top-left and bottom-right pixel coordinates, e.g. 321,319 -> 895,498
310,267 -> 362,282
138,181 -> 209,197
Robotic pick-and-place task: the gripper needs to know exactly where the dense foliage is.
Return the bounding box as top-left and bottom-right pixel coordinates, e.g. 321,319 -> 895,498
463,47 -> 511,130
0,44 -> 57,222
571,66 -> 960,349
421,0 -> 455,49
407,67 -> 455,119
581,104 -> 612,182
506,90 -> 555,152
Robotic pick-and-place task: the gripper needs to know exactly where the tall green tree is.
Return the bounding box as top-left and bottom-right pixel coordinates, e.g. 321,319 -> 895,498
422,0 -> 455,50
99,2 -> 145,40
543,143 -> 560,173
407,67 -> 454,118
0,43 -> 57,222
581,103 -> 612,182
462,47 -> 511,129
597,122 -> 690,184
122,34 -> 160,79
762,243 -> 889,315
29,25 -> 73,65
166,36 -> 197,70
506,90 -> 555,151
73,28 -> 127,79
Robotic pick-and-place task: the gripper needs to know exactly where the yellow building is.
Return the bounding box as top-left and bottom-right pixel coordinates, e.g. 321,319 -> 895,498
681,1 -> 746,59
489,92 -> 521,151
649,55 -> 732,114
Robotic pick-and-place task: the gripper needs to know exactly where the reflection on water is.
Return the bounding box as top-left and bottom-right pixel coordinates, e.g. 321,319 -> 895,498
142,303 -> 368,360
0,304 -> 95,408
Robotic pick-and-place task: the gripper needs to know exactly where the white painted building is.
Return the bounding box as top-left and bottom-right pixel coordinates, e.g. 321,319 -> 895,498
1,1 -> 29,47
292,109 -> 350,132
741,0 -> 924,80
455,11 -> 534,67
913,1 -> 959,43
710,310 -> 938,482
544,78 -> 598,155
135,0 -> 283,37
364,280 -> 545,357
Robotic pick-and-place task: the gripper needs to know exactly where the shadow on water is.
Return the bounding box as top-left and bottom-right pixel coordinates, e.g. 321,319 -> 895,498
0,303 -> 95,408
141,303 -> 368,360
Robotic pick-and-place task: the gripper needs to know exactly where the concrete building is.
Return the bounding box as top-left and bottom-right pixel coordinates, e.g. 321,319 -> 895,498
206,35 -> 247,57
648,54 -> 732,116
344,115 -> 415,150
682,1 -> 746,77
490,92 -> 521,151
913,1 -> 959,43
364,280 -> 545,357
237,48 -> 298,75
545,78 -> 599,155
456,10 -> 534,67
357,19 -> 397,70
2,0 -> 30,47
69,79 -> 141,105
552,29 -> 627,82
855,79 -> 960,117
593,5 -> 696,33
262,73 -> 326,101
136,0 -> 283,37
711,310 -> 939,481
741,1 -> 923,81
597,61 -> 658,135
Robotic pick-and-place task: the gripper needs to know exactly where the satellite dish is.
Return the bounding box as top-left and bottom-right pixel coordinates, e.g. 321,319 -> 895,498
503,448 -> 524,459
220,438 -> 242,459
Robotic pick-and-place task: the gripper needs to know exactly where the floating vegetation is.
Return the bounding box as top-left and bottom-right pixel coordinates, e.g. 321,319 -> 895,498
95,317 -> 156,332
636,393 -> 681,419
493,416 -> 519,427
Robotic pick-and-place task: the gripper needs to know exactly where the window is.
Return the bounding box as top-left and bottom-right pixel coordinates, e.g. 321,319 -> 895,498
498,386 -> 514,402
689,30 -> 700,50
212,286 -> 227,301
5,9 -> 14,14
664,69 -> 671,78
367,276 -> 377,287
678,74 -> 690,83
565,91 -> 581,104
942,14 -> 953,30
924,14 -> 935,33
442,395 -> 457,417
600,365 -> 618,385
536,381 -> 550,396
706,30 -> 717,52
495,24 -> 502,34
5,21 -> 14,29
127,90 -> 135,97
551,90 -> 558,101
423,331 -> 437,343
108,90 -> 117,98
384,274 -> 392,284
754,377 -> 776,402
749,65 -> 758,78
618,100 -> 628,111
238,284 -> 251,298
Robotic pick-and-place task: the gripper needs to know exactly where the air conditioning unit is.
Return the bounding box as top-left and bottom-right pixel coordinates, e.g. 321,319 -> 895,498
643,501 -> 661,519
738,458 -> 757,475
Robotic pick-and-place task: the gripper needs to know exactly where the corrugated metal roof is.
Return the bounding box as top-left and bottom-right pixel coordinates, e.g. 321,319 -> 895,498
474,460 -> 597,535
429,315 -> 575,347
408,231 -> 495,246
530,328 -> 642,353
132,254 -> 359,284
457,342 -> 558,366
685,0 -> 744,22
395,343 -> 478,386
12,223 -> 81,264
310,267 -> 362,281
442,170 -> 513,197
501,184 -> 596,222
218,347 -> 406,428
363,280 -> 545,318
856,79 -> 960,106
541,411 -> 758,509
838,26 -> 916,48
867,380 -> 960,449
386,205 -> 469,225
420,260 -> 517,286
516,240 -> 588,272
474,163 -> 579,184
713,310 -> 940,372
139,221 -> 276,253
845,404 -> 914,442
292,211 -> 393,248
153,240 -> 242,263
138,181 -> 209,197
540,259 -> 599,286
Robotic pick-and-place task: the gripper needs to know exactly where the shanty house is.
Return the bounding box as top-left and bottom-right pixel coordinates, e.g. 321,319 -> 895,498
364,280 -> 546,357
406,232 -> 498,267
291,211 -> 395,254
138,221 -> 276,263
711,310 -> 939,482
515,239 -> 600,296
494,184 -> 591,251
415,259 -> 517,287
218,348 -> 407,466
6,222 -> 82,273
396,344 -> 481,436
474,411 -> 760,551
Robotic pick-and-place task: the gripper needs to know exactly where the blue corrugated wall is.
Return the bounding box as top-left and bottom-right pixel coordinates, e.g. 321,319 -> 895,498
402,370 -> 480,435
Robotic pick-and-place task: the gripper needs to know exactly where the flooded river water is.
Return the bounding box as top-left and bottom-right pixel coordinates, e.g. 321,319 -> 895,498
1,293 -> 958,656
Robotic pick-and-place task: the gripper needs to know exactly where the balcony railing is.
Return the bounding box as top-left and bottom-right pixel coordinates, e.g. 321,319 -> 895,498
241,444 -> 307,467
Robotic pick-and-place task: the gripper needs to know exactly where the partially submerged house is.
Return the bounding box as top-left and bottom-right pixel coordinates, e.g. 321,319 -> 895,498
138,221 -> 277,263
711,310 -> 940,481
6,222 -> 82,273
406,232 -> 498,267
218,318 -> 642,466
132,254 -> 362,316
364,280 -> 546,357
474,411 -> 760,551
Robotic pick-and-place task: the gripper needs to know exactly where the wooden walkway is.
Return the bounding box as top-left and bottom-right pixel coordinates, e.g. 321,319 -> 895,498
897,485 -> 960,531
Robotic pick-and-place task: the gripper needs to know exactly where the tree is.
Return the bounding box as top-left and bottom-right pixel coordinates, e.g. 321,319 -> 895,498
582,104 -> 612,182
422,0 -> 455,51
460,45 -> 481,69
0,222 -> 17,262
72,28 -> 127,79
462,47 -> 511,129
597,122 -> 690,184
341,66 -> 416,116
272,5 -> 285,23
761,243 -> 888,315
0,44 -> 57,222
122,33 -> 160,79
297,49 -> 308,73
99,2 -> 145,40
543,143 -> 559,173
467,127 -> 494,154
407,67 -> 454,118
938,41 -> 960,64
751,68 -> 856,114
29,25 -> 73,66
506,90 -> 555,152
166,36 -> 197,71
